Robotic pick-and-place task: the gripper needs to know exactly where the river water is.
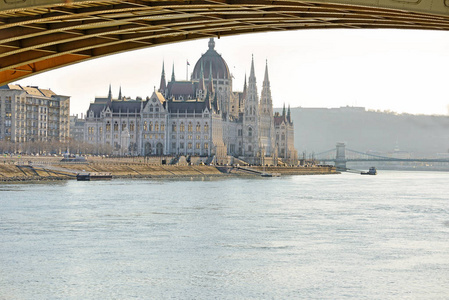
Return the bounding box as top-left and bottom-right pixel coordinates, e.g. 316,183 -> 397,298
1,171 -> 449,299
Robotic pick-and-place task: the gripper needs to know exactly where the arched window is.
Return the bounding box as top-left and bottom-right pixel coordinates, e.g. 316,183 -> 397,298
161,122 -> 165,131
149,104 -> 153,112
129,122 -> 135,132
188,122 -> 193,132
196,122 -> 201,132
155,122 -> 159,132
122,122 -> 126,131
180,122 -> 185,132
204,122 -> 209,132
143,121 -> 147,131
149,121 -> 153,132
172,122 -> 177,132
114,122 -> 118,132
106,121 -> 111,132
248,127 -> 252,137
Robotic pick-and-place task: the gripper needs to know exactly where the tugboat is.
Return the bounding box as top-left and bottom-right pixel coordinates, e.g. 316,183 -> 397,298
361,167 -> 377,175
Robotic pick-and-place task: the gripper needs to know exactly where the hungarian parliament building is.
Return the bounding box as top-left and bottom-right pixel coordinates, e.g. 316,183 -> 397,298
85,38 -> 297,165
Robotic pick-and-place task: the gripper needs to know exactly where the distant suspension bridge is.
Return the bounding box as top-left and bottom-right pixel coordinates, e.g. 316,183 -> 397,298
315,143 -> 449,171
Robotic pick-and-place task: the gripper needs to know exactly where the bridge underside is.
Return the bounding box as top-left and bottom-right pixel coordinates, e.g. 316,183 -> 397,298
2,0 -> 449,85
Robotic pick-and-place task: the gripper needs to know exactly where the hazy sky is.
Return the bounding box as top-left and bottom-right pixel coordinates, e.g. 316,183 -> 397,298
16,29 -> 449,116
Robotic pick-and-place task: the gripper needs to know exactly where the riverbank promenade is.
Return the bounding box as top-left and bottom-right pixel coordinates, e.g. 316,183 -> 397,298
0,155 -> 337,182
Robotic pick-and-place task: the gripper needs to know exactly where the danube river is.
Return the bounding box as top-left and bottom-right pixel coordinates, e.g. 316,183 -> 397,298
1,171 -> 449,299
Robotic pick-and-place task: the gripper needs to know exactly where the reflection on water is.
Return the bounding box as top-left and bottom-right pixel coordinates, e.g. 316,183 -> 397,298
1,171 -> 449,299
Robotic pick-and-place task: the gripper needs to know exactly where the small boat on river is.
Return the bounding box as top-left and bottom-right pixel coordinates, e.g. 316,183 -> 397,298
361,167 -> 377,175
261,172 -> 281,177
76,172 -> 112,181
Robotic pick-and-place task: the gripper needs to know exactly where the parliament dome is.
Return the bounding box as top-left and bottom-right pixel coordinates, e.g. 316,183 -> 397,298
192,38 -> 231,81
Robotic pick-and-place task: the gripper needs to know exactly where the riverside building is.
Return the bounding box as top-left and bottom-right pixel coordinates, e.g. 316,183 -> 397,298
0,84 -> 70,151
85,38 -> 297,165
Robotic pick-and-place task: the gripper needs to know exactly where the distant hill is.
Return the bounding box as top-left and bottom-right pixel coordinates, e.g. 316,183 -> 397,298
282,107 -> 449,156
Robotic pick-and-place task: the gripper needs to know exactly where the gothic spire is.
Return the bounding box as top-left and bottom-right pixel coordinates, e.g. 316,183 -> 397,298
282,103 -> 286,117
263,59 -> 270,86
118,86 -> 122,100
287,104 -> 291,123
208,62 -> 215,94
213,86 -> 219,113
171,63 -> 175,82
249,54 -> 256,82
108,84 -> 112,100
159,61 -> 167,92
198,61 -> 205,92
243,73 -> 247,96
260,60 -> 273,113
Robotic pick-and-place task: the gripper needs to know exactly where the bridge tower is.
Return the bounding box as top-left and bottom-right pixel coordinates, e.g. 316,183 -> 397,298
335,142 -> 347,170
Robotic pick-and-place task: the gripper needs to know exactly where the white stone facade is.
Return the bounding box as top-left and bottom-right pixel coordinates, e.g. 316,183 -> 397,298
84,39 -> 297,164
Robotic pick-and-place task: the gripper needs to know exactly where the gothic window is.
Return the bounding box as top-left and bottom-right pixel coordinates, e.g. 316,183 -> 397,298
248,127 -> 252,137
180,122 -> 185,132
106,122 -> 111,132
161,122 -> 165,131
122,122 -> 126,131
155,122 -> 159,132
129,122 -> 134,132
281,133 -> 285,141
204,143 -> 209,150
155,106 -> 159,112
188,122 -> 193,132
204,122 -> 209,132
149,121 -> 153,131
114,122 -> 118,132
196,142 -> 200,149
144,121 -> 147,131
196,122 -> 201,132
172,122 -> 177,132
149,105 -> 153,112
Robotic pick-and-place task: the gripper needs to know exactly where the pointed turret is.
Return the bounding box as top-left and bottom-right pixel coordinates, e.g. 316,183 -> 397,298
118,86 -> 122,100
213,86 -> 219,113
282,103 -> 286,118
243,54 -> 260,157
263,59 -> 269,86
261,59 -> 272,106
243,73 -> 247,98
159,61 -> 167,92
260,60 -> 274,156
249,54 -> 256,82
287,104 -> 291,123
171,63 -> 175,82
208,62 -> 215,95
198,61 -> 206,95
108,84 -> 112,100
